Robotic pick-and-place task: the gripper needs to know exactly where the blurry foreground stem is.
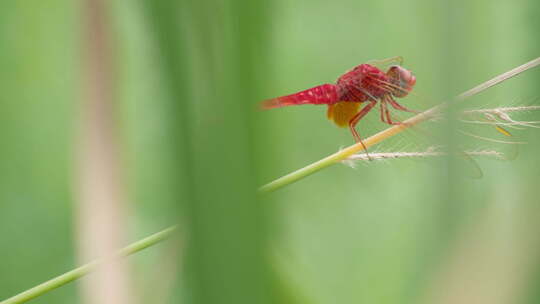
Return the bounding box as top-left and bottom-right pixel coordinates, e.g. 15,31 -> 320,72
0,227 -> 176,304
259,56 -> 540,192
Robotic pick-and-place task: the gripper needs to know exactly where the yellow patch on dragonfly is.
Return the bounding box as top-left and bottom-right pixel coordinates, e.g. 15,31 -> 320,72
327,101 -> 361,128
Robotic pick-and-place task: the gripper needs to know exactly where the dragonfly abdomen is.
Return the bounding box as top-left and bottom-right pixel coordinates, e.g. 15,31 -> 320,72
260,84 -> 339,109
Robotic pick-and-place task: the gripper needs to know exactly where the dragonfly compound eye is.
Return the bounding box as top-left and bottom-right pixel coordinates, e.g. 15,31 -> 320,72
387,65 -> 416,98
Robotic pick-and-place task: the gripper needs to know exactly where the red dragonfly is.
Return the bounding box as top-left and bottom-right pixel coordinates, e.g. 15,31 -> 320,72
261,56 -> 417,151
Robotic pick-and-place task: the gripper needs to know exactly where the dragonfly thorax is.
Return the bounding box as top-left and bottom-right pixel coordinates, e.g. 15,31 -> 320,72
336,64 -> 390,102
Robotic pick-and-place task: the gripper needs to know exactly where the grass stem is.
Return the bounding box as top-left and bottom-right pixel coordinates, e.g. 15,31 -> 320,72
0,227 -> 176,304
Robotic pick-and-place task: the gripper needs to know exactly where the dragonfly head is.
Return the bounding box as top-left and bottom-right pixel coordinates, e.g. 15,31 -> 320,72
386,65 -> 416,98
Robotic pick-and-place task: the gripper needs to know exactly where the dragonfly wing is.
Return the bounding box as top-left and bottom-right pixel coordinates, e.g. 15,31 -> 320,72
372,109 -> 490,179
456,151 -> 484,179
366,56 -> 404,71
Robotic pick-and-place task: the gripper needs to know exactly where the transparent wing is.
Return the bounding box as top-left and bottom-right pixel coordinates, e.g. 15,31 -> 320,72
366,56 -> 404,71
343,101 -> 527,178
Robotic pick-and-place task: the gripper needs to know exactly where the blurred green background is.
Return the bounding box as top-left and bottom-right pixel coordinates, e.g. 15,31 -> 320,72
1,0 -> 539,303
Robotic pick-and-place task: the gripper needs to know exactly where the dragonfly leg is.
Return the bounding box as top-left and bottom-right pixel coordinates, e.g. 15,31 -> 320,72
381,97 -> 402,125
349,99 -> 377,158
386,95 -> 419,113
379,102 -> 387,124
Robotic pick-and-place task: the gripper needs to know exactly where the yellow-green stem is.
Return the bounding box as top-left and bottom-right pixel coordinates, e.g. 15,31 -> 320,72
258,107 -> 440,192
0,227 -> 176,304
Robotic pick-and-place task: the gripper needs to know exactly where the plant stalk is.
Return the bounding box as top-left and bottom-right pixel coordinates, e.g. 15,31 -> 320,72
0,227 -> 176,304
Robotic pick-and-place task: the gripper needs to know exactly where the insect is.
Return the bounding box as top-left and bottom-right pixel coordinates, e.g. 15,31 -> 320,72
261,56 -> 417,152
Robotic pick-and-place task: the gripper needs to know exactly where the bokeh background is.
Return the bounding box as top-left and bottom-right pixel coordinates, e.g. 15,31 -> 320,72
1,0 -> 539,303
